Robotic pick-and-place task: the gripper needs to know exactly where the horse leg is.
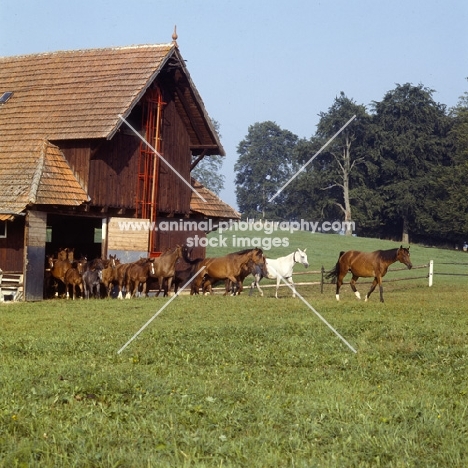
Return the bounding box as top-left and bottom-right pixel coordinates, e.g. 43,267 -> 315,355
256,275 -> 264,297
335,273 -> 345,301
202,278 -> 213,295
191,274 -> 203,295
140,280 -> 147,298
350,275 -> 361,300
223,279 -> 232,296
365,277 -> 378,302
378,277 -> 384,303
275,277 -> 281,299
249,275 -> 263,296
288,277 -> 296,298
227,276 -> 239,296
125,279 -> 132,299
166,277 -> 173,297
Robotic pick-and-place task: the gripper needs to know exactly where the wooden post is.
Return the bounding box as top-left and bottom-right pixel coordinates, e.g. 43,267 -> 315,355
428,260 -> 433,287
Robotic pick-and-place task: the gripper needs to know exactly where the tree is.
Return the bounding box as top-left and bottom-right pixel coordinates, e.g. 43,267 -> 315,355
191,154 -> 225,195
370,83 -> 450,243
286,93 -> 369,233
422,84 -> 468,245
190,119 -> 225,195
234,121 -> 298,219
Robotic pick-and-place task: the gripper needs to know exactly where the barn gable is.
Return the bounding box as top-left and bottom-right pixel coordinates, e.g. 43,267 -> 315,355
0,42 -> 225,217
0,37 -> 238,300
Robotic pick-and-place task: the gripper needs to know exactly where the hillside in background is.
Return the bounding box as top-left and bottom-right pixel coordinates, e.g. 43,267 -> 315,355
205,229 -> 467,287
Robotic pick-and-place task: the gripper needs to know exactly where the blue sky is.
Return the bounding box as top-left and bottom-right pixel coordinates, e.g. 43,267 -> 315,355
1,0 -> 467,209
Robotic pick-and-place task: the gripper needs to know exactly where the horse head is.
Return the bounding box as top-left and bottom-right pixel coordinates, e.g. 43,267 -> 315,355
148,258 -> 156,276
67,248 -> 75,262
250,248 -> 264,263
57,248 -> 68,261
90,258 -> 105,271
397,246 -> 412,269
46,255 -> 55,270
172,245 -> 183,263
182,244 -> 192,262
295,248 -> 309,268
108,254 -> 117,268
76,259 -> 86,275
260,255 -> 269,277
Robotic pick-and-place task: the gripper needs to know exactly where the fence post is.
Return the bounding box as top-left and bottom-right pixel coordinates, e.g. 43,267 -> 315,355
428,260 -> 433,287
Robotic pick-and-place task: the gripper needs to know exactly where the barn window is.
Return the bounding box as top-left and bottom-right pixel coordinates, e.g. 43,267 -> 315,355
94,228 -> 102,243
0,221 -> 6,238
46,226 -> 52,242
0,91 -> 13,104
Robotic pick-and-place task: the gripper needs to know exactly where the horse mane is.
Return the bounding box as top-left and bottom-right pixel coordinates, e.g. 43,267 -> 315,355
377,248 -> 399,262
232,248 -> 263,256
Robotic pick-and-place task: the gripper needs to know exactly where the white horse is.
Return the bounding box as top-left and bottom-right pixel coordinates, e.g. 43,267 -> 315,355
250,248 -> 309,298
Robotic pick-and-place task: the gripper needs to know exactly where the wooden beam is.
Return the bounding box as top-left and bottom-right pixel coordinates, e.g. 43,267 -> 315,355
190,149 -> 207,171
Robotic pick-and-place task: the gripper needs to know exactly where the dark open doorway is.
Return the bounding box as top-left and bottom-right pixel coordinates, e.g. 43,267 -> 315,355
46,214 -> 103,260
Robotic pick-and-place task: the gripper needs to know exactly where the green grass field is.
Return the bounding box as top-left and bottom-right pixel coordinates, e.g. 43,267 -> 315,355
1,232 -> 467,467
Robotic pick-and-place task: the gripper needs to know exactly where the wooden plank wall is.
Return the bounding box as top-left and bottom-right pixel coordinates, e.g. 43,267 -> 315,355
0,217 -> 25,271
107,217 -> 149,252
158,98 -> 192,215
59,140 -> 91,193
26,210 -> 47,247
88,133 -> 141,209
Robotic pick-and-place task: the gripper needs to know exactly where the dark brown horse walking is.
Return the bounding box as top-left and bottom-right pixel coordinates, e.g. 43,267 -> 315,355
191,248 -> 265,295
125,258 -> 155,298
326,246 -> 412,302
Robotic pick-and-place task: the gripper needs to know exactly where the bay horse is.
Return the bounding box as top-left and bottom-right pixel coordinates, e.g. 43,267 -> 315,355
48,248 -> 73,297
176,245 -> 205,295
227,257 -> 268,295
101,255 -> 119,298
249,248 -> 309,298
64,259 -> 87,300
114,262 -> 134,299
151,245 -> 183,296
125,258 -> 155,298
326,246 -> 412,302
191,248 -> 265,296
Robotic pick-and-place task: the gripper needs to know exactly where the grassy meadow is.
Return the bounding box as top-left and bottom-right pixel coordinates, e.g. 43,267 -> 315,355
1,231 -> 467,467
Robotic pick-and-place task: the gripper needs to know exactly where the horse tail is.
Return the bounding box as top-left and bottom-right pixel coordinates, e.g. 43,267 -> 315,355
325,251 -> 345,284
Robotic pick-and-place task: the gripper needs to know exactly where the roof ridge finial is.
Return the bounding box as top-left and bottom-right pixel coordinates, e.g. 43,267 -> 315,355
172,25 -> 178,47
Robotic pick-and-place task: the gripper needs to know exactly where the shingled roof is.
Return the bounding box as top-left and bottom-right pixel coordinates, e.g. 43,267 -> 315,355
190,179 -> 240,220
0,43 -> 225,217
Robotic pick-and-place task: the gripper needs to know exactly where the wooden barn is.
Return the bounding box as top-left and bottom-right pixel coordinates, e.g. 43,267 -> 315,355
0,34 -> 240,301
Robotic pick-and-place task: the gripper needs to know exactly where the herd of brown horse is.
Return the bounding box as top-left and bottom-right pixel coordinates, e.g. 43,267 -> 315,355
44,245 -> 268,300
45,244 -> 412,302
